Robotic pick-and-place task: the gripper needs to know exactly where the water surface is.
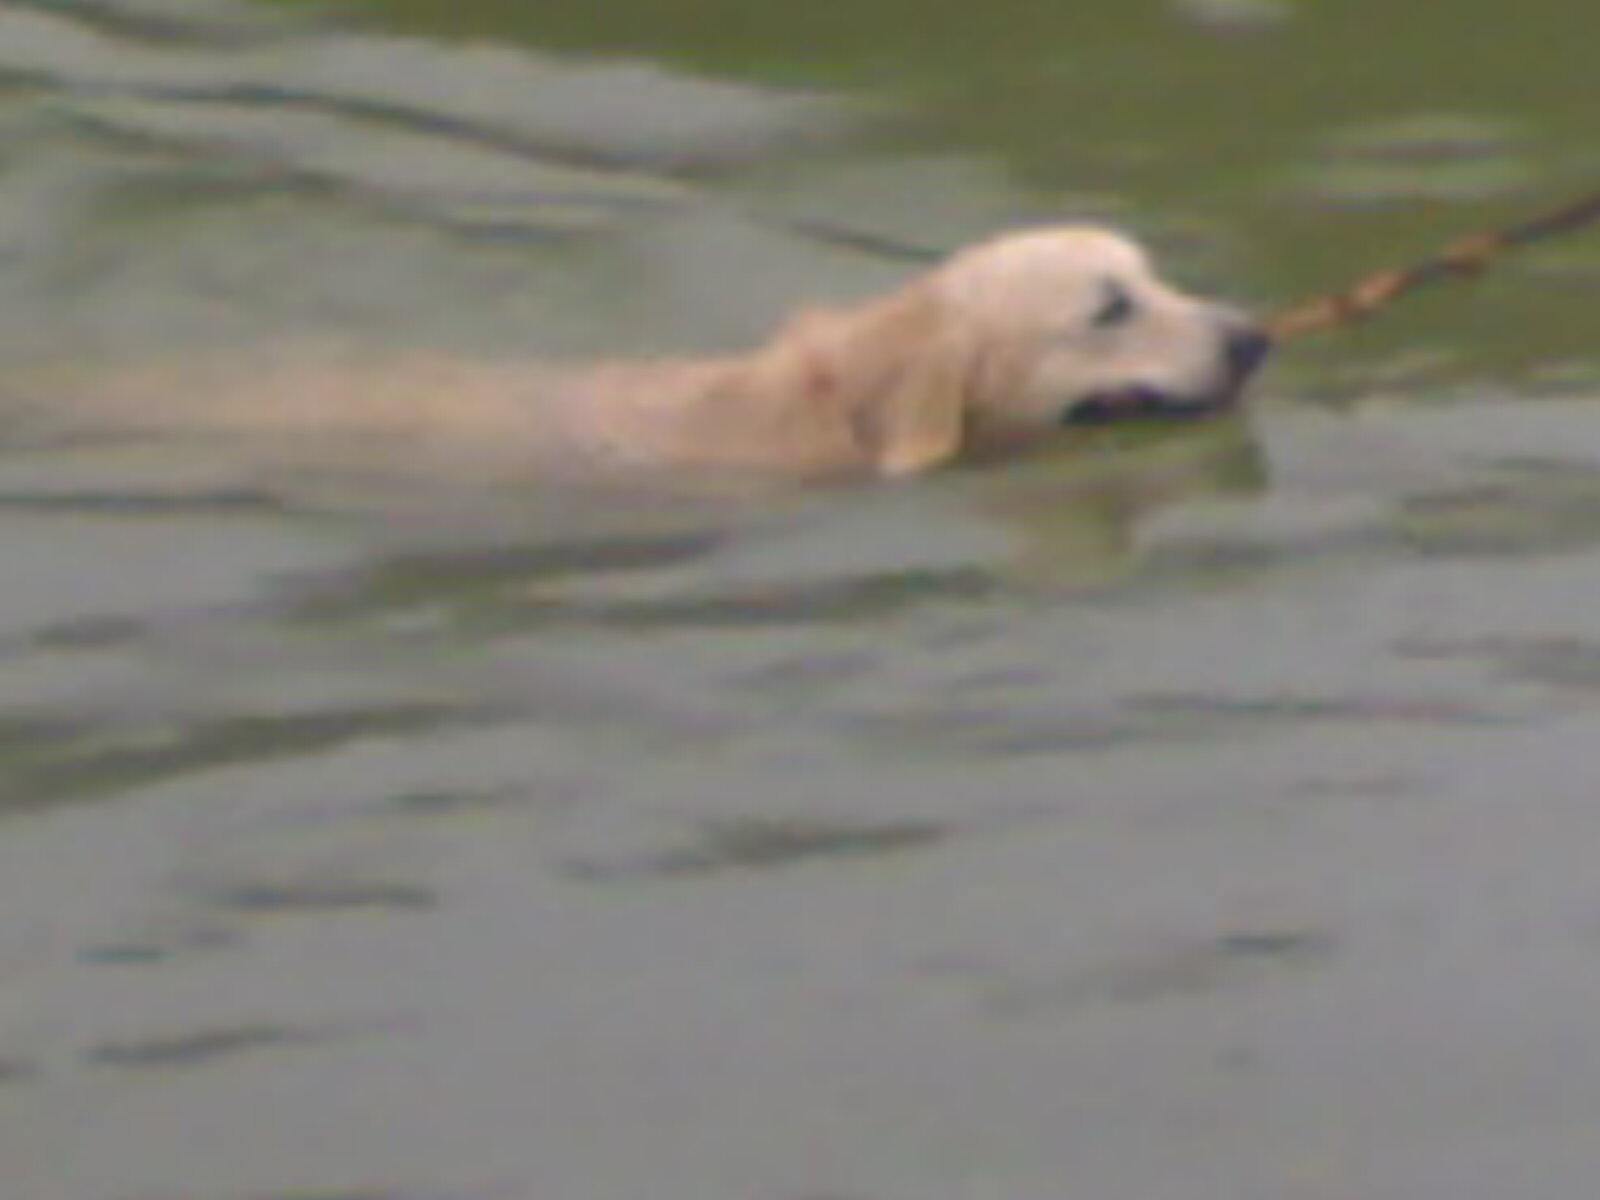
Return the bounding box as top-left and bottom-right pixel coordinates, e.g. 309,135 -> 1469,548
4,1 -> 1600,1198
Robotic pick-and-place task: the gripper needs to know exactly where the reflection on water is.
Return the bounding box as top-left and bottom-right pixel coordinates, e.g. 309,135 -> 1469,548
6,1 -> 1600,1199
561,814 -> 951,880
85,1022 -> 352,1069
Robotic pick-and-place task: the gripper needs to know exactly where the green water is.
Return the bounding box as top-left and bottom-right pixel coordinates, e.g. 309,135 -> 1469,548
4,2 -> 1600,1199
349,0 -> 1600,377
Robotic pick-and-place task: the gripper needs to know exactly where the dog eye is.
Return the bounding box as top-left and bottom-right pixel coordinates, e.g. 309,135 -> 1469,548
1090,282 -> 1136,329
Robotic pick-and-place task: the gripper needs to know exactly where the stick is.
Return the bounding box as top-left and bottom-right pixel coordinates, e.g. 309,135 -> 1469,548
1267,190 -> 1600,342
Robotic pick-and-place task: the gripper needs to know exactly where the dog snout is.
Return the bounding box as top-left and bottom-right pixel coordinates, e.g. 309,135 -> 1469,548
1223,323 -> 1272,380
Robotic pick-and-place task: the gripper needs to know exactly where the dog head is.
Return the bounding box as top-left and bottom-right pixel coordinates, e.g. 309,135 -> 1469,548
940,226 -> 1269,443
795,225 -> 1270,475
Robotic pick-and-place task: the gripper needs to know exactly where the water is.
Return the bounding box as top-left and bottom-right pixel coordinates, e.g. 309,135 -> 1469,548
4,1 -> 1600,1197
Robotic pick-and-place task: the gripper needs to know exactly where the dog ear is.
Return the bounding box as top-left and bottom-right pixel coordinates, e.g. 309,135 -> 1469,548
796,289 -> 975,476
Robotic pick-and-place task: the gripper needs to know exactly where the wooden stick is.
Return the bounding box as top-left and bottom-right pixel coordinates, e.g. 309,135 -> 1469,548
1267,189 -> 1600,342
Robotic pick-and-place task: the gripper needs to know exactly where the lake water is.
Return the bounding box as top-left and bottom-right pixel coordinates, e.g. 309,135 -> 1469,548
4,1 -> 1600,1198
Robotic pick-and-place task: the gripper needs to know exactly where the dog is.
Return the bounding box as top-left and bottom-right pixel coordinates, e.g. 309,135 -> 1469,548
8,226 -> 1269,485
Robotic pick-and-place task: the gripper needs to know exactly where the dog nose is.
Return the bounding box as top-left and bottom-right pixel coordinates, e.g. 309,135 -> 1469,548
1225,324 -> 1272,378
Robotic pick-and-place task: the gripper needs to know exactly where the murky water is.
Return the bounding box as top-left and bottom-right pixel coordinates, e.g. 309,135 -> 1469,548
4,1 -> 1600,1197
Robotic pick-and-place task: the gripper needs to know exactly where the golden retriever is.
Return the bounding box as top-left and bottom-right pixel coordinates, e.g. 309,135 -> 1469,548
9,226 -> 1268,485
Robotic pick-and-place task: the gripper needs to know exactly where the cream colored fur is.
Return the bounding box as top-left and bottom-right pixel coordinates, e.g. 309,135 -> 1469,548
7,226 -> 1262,484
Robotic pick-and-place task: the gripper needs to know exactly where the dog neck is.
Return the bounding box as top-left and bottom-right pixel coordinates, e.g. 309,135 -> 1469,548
566,296 -> 916,479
